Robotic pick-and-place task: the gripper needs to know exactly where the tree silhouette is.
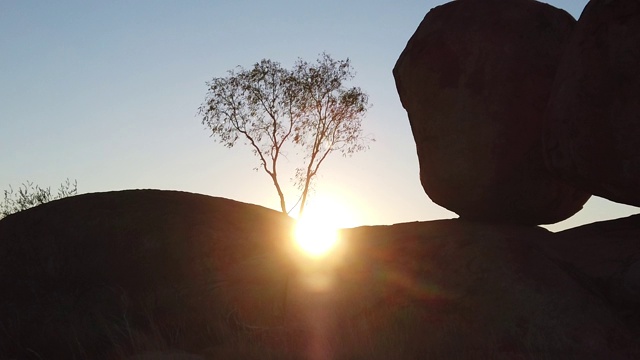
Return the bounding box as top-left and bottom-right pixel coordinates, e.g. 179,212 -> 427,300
0,179 -> 78,219
199,53 -> 372,216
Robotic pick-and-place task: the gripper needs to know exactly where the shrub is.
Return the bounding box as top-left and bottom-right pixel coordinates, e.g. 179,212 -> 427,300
0,179 -> 78,219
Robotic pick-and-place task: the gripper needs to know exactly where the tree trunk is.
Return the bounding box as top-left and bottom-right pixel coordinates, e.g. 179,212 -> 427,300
298,175 -> 312,217
270,174 -> 287,214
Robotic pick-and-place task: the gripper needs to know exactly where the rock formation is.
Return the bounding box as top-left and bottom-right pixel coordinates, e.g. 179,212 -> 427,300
544,0 -> 640,207
539,214 -> 640,334
339,221 -> 637,358
0,190 -> 296,359
1,190 -> 638,359
3,1 -> 640,358
393,0 -> 590,225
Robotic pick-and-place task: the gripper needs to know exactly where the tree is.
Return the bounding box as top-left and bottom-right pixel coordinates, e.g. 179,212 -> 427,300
0,179 -> 78,219
199,53 -> 372,216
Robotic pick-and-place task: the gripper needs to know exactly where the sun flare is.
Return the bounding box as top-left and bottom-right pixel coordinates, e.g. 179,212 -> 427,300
294,218 -> 339,257
293,194 -> 357,258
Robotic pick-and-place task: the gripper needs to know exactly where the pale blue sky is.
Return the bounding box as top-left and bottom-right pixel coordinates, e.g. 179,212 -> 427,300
1,0 -> 636,230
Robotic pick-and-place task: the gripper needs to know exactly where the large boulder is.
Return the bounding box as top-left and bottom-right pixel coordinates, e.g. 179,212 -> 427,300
0,190 -> 296,359
1,190 -> 638,358
544,0 -> 640,207
393,0 -> 590,225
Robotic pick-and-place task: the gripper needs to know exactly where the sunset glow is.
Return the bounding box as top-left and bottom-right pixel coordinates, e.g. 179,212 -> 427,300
295,217 -> 339,257
293,195 -> 357,258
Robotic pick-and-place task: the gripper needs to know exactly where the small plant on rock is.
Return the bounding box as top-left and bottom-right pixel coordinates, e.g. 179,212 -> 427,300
0,179 -> 78,219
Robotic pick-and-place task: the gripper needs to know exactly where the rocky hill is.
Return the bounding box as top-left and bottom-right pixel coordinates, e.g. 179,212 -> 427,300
3,0 -> 640,358
0,189 -> 638,359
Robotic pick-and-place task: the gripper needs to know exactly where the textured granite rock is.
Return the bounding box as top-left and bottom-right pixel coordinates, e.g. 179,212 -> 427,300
339,220 -> 636,358
544,0 -> 640,207
1,190 -> 637,359
540,214 -> 640,333
0,190 -> 296,359
394,0 -> 590,224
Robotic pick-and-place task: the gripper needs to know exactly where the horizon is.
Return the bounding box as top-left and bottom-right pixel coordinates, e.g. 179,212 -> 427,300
1,0 -> 637,232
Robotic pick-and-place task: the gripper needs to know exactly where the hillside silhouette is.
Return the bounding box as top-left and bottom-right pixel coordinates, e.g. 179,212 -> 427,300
1,189 -> 638,359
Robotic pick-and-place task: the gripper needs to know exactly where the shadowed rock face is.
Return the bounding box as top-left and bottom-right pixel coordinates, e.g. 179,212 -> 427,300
0,190 -> 296,359
539,214 -> 640,334
339,221 -> 637,359
393,0 -> 590,225
1,190 -> 638,359
544,0 -> 640,207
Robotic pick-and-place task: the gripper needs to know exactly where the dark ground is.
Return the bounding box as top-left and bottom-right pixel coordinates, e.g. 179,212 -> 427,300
0,190 -> 638,359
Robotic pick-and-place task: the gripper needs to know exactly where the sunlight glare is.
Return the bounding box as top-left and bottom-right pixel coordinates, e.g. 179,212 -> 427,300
293,194 -> 357,258
295,217 -> 339,257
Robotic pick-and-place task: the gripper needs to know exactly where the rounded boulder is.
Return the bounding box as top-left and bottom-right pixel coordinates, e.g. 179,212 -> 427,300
544,0 -> 640,207
393,0 -> 590,225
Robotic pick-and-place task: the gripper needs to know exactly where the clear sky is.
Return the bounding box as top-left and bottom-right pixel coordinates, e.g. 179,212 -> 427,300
1,0 -> 636,231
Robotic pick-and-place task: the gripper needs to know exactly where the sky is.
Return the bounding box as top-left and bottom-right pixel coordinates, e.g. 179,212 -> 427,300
1,0 -> 637,232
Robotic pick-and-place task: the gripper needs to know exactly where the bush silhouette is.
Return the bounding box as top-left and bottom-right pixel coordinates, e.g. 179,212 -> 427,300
0,179 -> 77,219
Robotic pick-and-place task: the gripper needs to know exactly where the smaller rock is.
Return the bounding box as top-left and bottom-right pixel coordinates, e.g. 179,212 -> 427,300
544,0 -> 640,206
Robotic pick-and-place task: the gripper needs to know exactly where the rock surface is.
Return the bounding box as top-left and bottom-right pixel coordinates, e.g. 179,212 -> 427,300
539,214 -> 640,333
393,0 -> 590,225
544,0 -> 640,207
339,220 -> 636,359
0,190 -> 296,359
1,190 -> 638,359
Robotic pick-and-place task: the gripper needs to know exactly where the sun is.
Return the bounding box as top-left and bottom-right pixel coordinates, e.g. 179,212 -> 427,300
294,217 -> 339,257
293,194 -> 357,258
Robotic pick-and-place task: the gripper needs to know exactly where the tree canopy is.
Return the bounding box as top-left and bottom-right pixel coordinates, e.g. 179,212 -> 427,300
199,53 -> 372,216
